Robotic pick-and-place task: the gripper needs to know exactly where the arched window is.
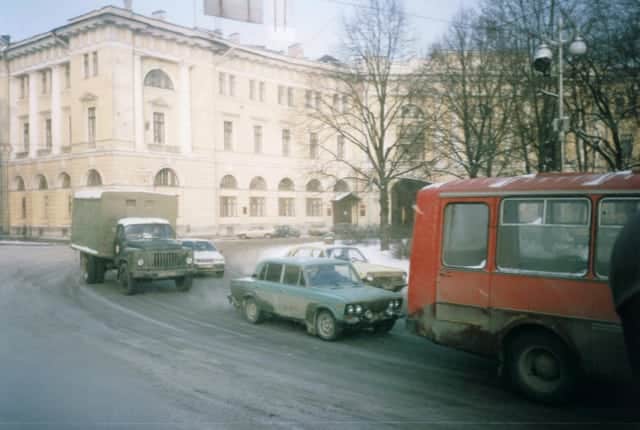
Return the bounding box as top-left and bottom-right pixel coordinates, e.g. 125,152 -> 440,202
144,69 -> 174,90
306,179 -> 322,192
36,174 -> 48,190
87,169 -> 102,187
14,176 -> 25,191
220,175 -> 238,189
278,178 -> 295,191
59,172 -> 71,189
249,176 -> 267,191
154,168 -> 179,187
334,179 -> 349,193
401,104 -> 424,120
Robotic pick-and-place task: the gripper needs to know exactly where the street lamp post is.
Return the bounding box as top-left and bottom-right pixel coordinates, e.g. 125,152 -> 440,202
533,15 -> 587,172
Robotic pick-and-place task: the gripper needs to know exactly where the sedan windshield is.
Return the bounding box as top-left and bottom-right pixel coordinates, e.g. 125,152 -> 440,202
124,223 -> 174,240
305,263 -> 361,287
191,241 -> 216,251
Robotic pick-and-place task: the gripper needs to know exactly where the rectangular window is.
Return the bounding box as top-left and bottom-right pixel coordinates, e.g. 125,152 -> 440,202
23,121 -> 29,151
83,54 -> 89,78
265,263 -> 283,283
19,76 -> 28,99
41,70 -> 48,94
309,132 -> 319,159
595,198 -> 640,278
283,265 -> 303,286
337,135 -> 345,159
360,204 -> 366,217
443,203 -> 489,269
87,107 -> 96,145
253,125 -> 263,153
223,120 -> 233,150
64,63 -> 71,89
92,51 -> 98,76
282,129 -> 291,156
220,196 -> 237,217
249,79 -> 255,100
153,112 -> 165,144
497,198 -> 591,276
306,198 -> 322,217
279,198 -> 295,217
278,85 -> 285,104
45,118 -> 52,149
250,197 -> 266,217
229,74 -> 236,96
305,90 -> 312,108
67,114 -> 72,146
259,81 -> 265,102
287,87 -> 294,107
219,72 -> 226,95
333,94 -> 339,110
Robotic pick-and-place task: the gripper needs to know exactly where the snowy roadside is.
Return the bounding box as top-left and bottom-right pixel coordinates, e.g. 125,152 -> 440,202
0,240 -> 58,246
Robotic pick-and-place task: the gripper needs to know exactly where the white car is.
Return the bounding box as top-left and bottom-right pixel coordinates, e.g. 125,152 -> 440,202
236,226 -> 276,239
180,239 -> 225,277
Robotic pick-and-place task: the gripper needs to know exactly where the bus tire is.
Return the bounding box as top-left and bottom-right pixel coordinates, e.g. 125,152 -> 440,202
507,330 -> 578,405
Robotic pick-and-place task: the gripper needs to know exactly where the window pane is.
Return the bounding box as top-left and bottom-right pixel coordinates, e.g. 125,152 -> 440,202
443,203 -> 488,268
266,264 -> 283,283
498,198 -> 591,276
596,198 -> 640,277
283,265 -> 301,286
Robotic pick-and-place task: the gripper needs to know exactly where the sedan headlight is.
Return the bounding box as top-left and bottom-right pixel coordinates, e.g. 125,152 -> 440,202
365,274 -> 374,282
186,257 -> 193,265
137,258 -> 144,267
388,299 -> 402,309
346,304 -> 355,314
355,304 -> 363,314
402,273 -> 408,282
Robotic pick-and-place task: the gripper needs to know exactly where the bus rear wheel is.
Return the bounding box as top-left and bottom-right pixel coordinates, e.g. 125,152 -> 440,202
507,331 -> 578,405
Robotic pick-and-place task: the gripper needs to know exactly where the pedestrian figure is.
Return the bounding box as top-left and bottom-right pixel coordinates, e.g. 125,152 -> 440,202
609,210 -> 640,378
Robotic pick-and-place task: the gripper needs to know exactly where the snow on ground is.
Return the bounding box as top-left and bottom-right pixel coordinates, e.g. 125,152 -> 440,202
352,241 -> 410,273
0,240 -> 57,246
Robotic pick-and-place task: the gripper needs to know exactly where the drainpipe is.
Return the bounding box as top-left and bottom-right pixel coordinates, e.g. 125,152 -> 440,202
0,42 -> 10,235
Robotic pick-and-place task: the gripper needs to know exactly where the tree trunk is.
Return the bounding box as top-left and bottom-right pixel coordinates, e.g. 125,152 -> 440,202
379,185 -> 390,251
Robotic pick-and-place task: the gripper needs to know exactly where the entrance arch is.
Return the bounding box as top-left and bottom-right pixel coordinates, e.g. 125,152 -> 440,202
391,178 -> 429,228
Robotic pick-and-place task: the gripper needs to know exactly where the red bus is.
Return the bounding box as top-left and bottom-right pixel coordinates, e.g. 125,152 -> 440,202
407,171 -> 640,403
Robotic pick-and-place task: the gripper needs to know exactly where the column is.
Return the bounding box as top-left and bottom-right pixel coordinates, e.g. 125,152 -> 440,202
8,76 -> 18,159
50,65 -> 61,155
133,54 -> 144,151
28,71 -> 38,158
179,62 -> 192,155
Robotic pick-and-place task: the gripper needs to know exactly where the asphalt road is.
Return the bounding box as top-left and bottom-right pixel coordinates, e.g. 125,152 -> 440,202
0,239 -> 638,430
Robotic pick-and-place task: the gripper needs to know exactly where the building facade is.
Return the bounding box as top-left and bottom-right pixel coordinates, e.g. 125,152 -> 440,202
0,5 -> 392,238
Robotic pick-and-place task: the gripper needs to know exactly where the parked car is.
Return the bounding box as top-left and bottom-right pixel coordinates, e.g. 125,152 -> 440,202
180,239 -> 225,277
228,257 -> 403,340
307,224 -> 331,236
274,225 -> 301,238
236,226 -> 276,239
286,245 -> 407,292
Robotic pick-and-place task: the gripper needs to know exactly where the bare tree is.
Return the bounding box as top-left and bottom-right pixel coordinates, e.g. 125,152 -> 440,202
307,0 -> 432,250
566,0 -> 640,170
424,10 -> 517,178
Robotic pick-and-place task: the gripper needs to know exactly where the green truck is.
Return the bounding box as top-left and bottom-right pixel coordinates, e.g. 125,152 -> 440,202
71,190 -> 195,294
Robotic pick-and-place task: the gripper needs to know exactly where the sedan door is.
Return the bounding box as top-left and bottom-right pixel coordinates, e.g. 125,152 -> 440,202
253,263 -> 284,314
277,265 -> 309,319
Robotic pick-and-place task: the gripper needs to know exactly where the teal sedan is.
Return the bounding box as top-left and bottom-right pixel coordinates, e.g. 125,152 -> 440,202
228,257 -> 403,340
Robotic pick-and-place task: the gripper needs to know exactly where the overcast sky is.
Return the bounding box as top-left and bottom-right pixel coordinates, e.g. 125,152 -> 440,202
0,0 -> 479,59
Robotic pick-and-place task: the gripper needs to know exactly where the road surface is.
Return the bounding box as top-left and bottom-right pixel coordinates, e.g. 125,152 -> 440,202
0,239 -> 637,429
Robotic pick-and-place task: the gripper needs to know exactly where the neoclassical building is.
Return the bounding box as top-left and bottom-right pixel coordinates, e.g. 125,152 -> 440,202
0,5 -> 427,238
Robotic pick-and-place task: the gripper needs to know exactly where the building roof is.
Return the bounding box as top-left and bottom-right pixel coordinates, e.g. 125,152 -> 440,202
421,171 -> 640,196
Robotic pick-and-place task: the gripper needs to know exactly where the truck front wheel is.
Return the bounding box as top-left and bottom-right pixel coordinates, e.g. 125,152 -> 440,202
175,276 -> 193,292
119,263 -> 139,295
81,253 -> 97,284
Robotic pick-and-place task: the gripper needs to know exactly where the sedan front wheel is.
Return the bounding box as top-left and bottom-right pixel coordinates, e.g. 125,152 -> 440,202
315,310 -> 341,341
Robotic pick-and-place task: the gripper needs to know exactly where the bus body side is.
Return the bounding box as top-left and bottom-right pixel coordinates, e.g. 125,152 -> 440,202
407,186 -> 633,393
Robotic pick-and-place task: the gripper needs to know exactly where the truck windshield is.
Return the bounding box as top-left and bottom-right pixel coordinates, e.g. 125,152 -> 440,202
304,263 -> 361,287
124,223 -> 174,240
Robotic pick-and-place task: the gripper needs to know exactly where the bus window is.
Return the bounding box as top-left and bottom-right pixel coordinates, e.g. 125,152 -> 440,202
596,198 -> 640,278
497,198 -> 590,276
442,203 -> 488,269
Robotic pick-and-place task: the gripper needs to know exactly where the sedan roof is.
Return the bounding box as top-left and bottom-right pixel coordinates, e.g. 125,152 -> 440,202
261,257 -> 351,266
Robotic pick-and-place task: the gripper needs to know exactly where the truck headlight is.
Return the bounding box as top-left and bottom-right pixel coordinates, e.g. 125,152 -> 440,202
186,257 -> 193,265
137,258 -> 144,267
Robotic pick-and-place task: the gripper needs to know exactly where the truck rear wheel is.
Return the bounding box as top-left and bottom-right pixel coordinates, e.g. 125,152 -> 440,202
175,276 -> 193,292
119,263 -> 139,295
81,253 -> 97,284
